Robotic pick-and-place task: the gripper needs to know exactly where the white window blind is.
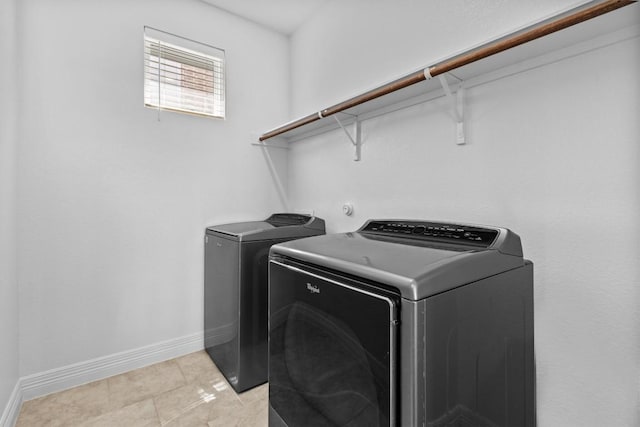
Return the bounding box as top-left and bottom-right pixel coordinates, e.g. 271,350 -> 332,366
144,27 -> 225,119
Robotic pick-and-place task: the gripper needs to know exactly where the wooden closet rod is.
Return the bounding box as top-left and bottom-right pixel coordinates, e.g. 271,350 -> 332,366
259,0 -> 635,142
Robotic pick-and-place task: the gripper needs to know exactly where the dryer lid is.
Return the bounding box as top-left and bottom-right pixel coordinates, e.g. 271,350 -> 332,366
269,219 -> 526,300
207,213 -> 325,242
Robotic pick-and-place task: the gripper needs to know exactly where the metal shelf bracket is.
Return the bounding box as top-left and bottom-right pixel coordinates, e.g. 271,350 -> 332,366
333,114 -> 362,161
251,134 -> 290,210
438,75 -> 466,145
250,140 -> 289,150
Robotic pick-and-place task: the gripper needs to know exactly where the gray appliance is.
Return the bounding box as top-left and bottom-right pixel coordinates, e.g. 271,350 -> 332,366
268,219 -> 534,427
204,213 -> 325,393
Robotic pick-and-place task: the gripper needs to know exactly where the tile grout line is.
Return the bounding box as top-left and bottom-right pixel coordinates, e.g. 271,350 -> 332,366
151,396 -> 163,427
152,359 -> 187,426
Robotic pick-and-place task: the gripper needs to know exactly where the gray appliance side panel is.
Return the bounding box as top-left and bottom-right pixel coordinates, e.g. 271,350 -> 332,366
204,234 -> 241,382
400,298 -> 428,427
423,262 -> 535,427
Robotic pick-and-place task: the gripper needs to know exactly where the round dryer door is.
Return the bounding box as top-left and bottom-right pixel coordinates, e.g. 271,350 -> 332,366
269,260 -> 399,427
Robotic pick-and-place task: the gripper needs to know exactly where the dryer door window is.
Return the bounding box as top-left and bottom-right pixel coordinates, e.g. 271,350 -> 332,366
269,260 -> 398,427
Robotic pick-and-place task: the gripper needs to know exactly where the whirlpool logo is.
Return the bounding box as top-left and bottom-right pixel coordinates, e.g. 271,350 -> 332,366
306,283 -> 320,294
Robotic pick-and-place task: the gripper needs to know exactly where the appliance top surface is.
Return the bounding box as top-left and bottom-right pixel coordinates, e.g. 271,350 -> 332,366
207,213 -> 325,241
270,219 -> 526,300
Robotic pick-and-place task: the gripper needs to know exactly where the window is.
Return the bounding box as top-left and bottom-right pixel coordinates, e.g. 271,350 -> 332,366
144,27 -> 225,119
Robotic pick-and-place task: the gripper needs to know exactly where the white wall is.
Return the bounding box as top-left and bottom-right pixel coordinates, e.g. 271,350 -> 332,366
290,0 -> 602,116
288,1 -> 640,426
17,0 -> 289,376
0,0 -> 20,418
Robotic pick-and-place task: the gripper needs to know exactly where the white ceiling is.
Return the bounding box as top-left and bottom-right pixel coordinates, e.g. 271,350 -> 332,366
200,0 -> 330,35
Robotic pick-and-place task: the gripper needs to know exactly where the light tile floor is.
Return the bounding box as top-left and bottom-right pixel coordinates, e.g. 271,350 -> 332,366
16,351 -> 268,427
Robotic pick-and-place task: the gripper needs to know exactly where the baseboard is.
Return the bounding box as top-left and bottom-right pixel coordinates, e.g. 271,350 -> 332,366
0,379 -> 23,427
21,331 -> 204,402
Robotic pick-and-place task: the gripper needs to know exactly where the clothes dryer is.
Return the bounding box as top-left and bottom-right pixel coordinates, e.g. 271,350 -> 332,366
268,219 -> 534,426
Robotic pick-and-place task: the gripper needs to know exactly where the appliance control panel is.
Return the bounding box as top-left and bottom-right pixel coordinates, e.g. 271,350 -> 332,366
360,220 -> 499,247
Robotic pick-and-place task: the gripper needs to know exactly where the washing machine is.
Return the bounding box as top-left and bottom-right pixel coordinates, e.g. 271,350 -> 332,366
268,219 -> 534,426
204,213 -> 325,393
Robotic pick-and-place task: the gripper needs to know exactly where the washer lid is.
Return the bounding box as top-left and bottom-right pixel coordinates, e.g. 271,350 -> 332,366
269,219 -> 525,301
207,213 -> 325,242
